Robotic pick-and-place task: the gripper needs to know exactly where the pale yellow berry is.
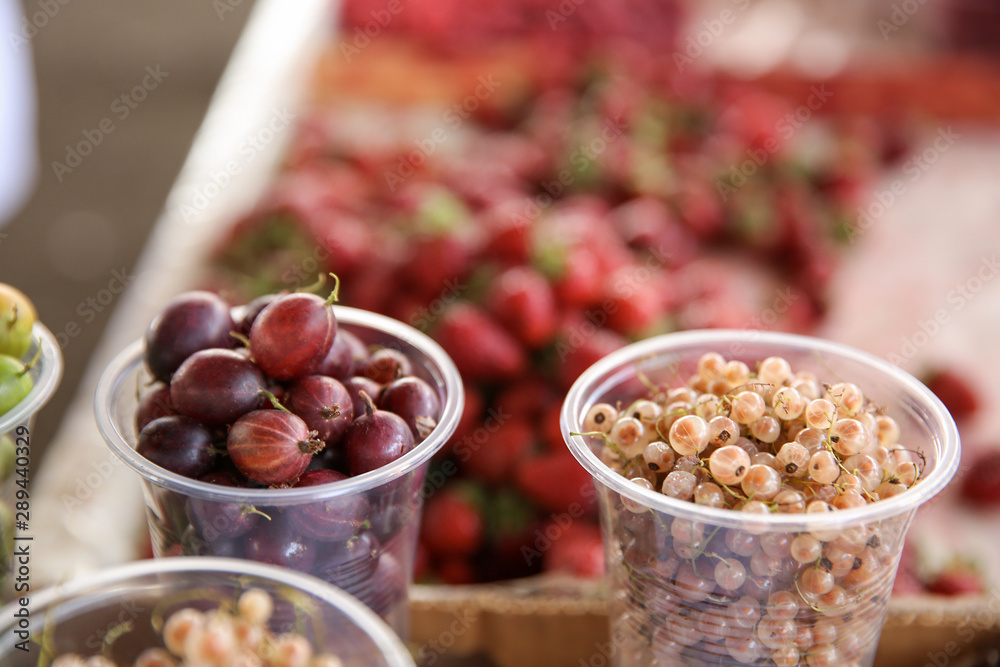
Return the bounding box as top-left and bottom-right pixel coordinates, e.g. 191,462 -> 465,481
237,588 -> 274,626
163,608 -> 205,657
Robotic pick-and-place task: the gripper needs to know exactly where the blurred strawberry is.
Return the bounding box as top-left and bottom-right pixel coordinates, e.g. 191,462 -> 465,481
718,90 -> 791,155
675,178 -> 725,241
610,196 -> 696,266
435,303 -> 526,382
516,450 -> 597,516
311,213 -> 375,279
413,542 -> 432,582
487,266 -> 558,348
540,401 -> 567,452
923,368 -> 980,423
603,266 -> 665,337
542,521 -> 605,578
495,375 -> 557,424
960,449 -> 1000,506
439,383 -> 484,459
400,234 -> 473,299
554,322 -> 627,390
421,484 -> 485,558
926,564 -> 985,596
462,417 -> 536,485
551,244 -> 604,308
482,206 -> 532,264
482,490 -> 543,581
436,557 -> 479,585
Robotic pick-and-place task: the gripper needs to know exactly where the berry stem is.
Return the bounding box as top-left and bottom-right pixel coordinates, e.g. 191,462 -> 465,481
229,331 -> 251,348
18,340 -> 41,376
358,390 -> 376,417
259,390 -> 291,413
325,273 -> 341,305
242,505 -> 272,521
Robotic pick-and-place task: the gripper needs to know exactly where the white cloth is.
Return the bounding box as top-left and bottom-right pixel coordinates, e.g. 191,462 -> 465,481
0,0 -> 38,225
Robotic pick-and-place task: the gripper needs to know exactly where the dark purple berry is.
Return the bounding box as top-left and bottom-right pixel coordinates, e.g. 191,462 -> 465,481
145,291 -> 234,382
378,376 -> 441,441
344,391 -> 415,476
136,416 -> 216,479
285,375 -> 354,446
289,469 -> 369,542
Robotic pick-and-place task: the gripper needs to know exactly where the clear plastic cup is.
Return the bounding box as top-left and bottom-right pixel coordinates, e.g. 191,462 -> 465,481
561,330 -> 960,667
0,322 -> 63,600
0,556 -> 416,665
95,306 -> 463,638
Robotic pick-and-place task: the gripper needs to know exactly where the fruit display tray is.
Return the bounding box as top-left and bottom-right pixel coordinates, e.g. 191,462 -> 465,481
31,1 -> 1000,665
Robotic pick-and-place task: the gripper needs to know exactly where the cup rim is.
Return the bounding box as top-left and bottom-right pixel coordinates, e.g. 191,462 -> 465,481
94,305 -> 464,504
561,329 -> 961,531
0,321 -> 63,433
0,556 -> 415,664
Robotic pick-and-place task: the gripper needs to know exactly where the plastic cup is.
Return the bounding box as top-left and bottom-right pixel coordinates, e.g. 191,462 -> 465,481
561,330 -> 960,667
0,322 -> 63,600
95,306 -> 463,638
0,556 -> 416,665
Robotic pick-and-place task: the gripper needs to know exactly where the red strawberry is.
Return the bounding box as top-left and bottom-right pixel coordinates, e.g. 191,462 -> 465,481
435,304 -> 526,382
960,449 -> 1000,506
439,382 -> 483,459
462,417 -> 535,485
516,450 -> 597,516
603,266 -> 665,337
554,324 -> 627,390
552,245 -> 603,308
540,401 -> 567,452
487,266 -> 558,348
421,485 -> 485,557
926,567 -> 985,596
495,376 -> 557,423
482,202 -> 532,264
542,521 -> 605,579
436,556 -> 478,585
400,234 -> 472,299
610,196 -> 696,267
413,542 -> 432,582
923,368 -> 980,423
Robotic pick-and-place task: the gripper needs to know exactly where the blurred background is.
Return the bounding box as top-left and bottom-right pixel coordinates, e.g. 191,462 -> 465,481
0,0 -> 256,460
2,0 -> 1000,664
